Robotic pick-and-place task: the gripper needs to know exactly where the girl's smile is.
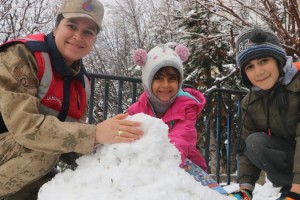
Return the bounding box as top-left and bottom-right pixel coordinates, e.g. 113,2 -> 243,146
151,75 -> 179,102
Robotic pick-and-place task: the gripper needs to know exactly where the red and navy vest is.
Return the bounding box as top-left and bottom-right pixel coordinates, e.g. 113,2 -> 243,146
0,33 -> 91,125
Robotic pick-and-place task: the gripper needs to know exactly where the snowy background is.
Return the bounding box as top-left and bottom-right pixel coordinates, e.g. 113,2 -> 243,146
0,1 -> 297,199
38,114 -> 281,200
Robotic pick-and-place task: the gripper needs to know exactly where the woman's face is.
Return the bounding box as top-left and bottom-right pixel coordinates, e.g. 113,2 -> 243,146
53,17 -> 97,66
244,57 -> 280,90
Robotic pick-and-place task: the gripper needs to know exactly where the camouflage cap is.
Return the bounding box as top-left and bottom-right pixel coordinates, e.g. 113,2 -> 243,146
58,0 -> 104,30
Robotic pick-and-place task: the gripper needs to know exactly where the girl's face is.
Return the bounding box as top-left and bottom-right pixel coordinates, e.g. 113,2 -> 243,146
53,17 -> 97,67
151,67 -> 180,102
244,57 -> 280,90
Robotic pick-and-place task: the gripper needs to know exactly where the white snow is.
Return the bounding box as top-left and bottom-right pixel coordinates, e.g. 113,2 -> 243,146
38,113 -> 281,200
225,179 -> 281,200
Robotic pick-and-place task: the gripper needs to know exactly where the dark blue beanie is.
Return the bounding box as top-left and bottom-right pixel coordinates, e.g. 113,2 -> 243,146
235,27 -> 287,88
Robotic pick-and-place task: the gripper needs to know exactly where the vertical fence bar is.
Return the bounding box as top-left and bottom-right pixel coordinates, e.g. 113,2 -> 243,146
215,90 -> 221,183
204,116 -> 211,172
236,95 -> 243,178
87,73 -> 142,122
88,77 -> 95,124
203,88 -> 247,184
226,92 -> 232,185
204,91 -> 213,173
103,80 -> 110,120
132,83 -> 138,103
117,80 -> 124,113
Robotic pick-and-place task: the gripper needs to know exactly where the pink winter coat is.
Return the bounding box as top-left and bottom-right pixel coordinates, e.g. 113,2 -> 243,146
127,88 -> 207,172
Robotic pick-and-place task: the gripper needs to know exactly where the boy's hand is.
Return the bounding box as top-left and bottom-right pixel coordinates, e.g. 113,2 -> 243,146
228,189 -> 252,200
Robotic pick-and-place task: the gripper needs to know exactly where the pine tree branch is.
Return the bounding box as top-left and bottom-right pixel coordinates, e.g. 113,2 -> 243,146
214,66 -> 238,85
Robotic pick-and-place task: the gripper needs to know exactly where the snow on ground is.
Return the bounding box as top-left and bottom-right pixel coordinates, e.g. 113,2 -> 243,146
224,179 -> 281,200
38,113 -> 281,200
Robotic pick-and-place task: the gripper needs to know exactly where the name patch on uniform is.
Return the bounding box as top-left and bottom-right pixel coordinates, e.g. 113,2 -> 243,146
45,96 -> 62,107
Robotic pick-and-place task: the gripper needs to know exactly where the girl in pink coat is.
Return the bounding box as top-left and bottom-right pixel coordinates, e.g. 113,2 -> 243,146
128,44 -> 207,172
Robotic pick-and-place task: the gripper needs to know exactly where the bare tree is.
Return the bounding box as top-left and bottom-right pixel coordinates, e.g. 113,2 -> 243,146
86,0 -> 183,75
195,0 -> 300,58
0,0 -> 60,43
84,0 -> 186,121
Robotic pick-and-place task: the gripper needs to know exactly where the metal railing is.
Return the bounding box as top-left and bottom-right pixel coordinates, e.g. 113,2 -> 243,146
87,73 -> 248,185
87,73 -> 142,124
203,88 -> 247,185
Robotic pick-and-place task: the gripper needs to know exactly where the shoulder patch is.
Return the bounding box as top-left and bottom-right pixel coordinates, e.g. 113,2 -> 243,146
12,65 -> 37,88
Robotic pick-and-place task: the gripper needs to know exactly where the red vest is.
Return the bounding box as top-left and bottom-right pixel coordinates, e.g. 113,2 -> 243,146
2,34 -> 91,122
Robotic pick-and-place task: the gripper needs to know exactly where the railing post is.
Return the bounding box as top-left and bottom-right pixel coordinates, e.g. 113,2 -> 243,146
204,91 -> 213,172
88,77 -> 96,124
117,80 -> 124,113
203,88 -> 247,184
132,83 -> 138,103
86,73 -> 249,185
87,73 -> 142,123
103,80 -> 110,120
226,92 -> 232,185
215,90 -> 221,183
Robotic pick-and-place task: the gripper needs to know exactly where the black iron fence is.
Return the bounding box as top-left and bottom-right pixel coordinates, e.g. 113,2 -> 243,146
87,73 -> 142,124
203,88 -> 247,185
87,73 -> 247,185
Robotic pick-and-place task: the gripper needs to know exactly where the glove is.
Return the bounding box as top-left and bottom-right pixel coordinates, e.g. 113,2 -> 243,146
281,191 -> 300,200
228,189 -> 252,200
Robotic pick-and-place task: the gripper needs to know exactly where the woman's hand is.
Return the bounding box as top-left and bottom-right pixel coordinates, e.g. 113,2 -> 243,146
95,113 -> 144,144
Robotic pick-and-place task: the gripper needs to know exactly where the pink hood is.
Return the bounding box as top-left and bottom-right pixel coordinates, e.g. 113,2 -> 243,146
128,88 -> 207,171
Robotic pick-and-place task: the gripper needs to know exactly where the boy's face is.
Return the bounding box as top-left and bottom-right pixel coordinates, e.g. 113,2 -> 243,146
244,57 -> 279,90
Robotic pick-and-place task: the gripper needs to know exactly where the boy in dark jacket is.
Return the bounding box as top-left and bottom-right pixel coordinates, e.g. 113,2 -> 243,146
228,27 -> 300,200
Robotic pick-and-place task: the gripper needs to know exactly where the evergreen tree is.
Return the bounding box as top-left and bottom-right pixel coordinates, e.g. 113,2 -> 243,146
175,1 -> 241,91
173,0 -> 247,175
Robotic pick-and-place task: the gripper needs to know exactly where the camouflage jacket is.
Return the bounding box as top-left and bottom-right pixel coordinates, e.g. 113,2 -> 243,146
0,38 -> 96,165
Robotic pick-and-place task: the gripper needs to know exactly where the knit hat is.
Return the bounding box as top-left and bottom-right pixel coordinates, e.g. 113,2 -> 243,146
133,44 -> 190,113
58,0 -> 104,30
235,27 -> 287,88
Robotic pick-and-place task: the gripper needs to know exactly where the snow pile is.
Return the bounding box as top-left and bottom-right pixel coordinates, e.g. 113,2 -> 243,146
38,113 -> 233,200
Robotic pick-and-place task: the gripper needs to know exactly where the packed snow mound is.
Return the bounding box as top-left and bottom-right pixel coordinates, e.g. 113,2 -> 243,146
38,113 -> 234,200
